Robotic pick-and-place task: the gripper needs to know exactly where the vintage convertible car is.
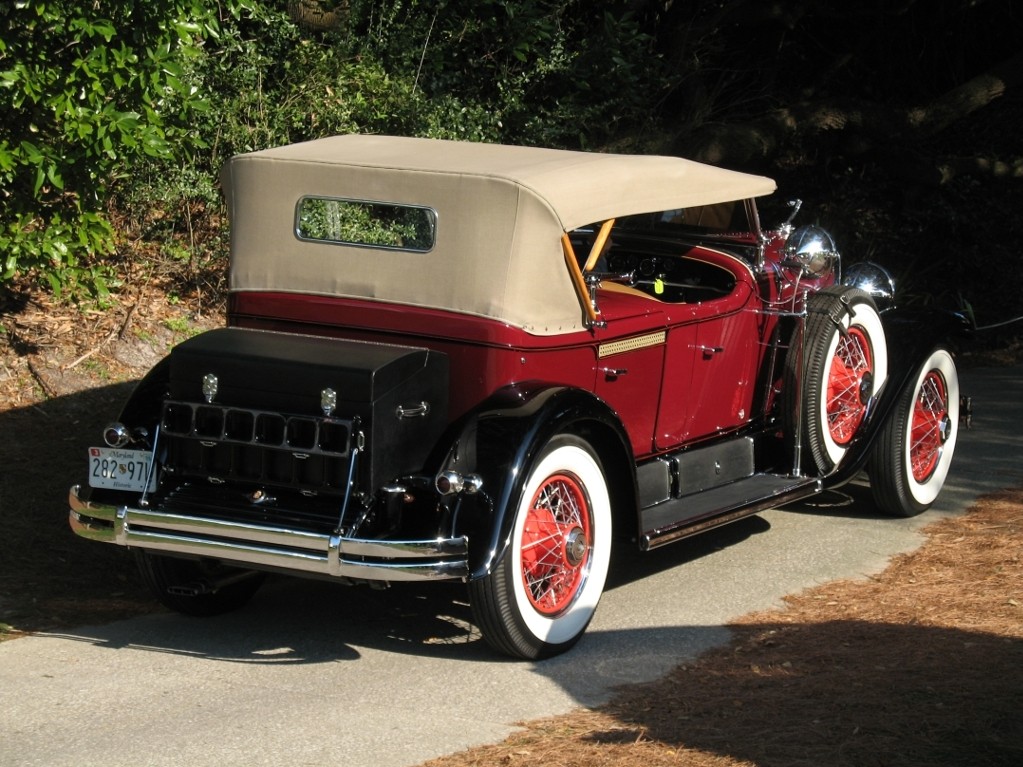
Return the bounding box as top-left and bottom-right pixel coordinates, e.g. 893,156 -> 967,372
69,135 -> 969,658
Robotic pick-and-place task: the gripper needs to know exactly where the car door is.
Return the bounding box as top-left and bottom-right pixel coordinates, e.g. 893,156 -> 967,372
654,252 -> 760,447
590,288 -> 668,459
683,294 -> 759,439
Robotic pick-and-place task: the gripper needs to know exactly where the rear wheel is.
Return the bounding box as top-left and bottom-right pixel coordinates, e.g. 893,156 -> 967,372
869,347 -> 959,516
788,287 -> 888,474
135,550 -> 265,617
470,436 -> 612,659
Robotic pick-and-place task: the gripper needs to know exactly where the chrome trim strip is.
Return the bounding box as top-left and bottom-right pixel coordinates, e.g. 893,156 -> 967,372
68,485 -> 468,582
598,330 -> 666,358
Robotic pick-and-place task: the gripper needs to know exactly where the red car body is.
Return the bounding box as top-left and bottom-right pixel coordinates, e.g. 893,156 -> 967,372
69,136 -> 968,658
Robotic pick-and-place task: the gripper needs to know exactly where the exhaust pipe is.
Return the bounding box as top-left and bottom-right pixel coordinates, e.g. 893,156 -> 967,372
165,569 -> 261,597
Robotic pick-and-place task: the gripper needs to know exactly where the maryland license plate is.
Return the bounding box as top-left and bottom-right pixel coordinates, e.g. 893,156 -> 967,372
88,447 -> 156,493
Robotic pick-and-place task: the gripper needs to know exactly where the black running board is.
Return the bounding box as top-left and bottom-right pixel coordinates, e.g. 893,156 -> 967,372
639,474 -> 821,551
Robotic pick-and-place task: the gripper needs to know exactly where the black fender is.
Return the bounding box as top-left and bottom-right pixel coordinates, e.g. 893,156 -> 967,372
437,382 -> 635,581
118,355 -> 171,431
828,307 -> 971,486
75,356 -> 170,507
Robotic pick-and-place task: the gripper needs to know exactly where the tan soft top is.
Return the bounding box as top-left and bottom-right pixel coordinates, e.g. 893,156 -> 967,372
223,134 -> 775,335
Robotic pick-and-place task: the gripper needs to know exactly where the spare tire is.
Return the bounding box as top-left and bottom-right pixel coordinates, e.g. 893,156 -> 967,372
785,286 -> 888,475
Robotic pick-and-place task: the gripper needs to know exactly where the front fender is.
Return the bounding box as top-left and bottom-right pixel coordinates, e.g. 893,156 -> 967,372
829,307 -> 971,485
438,382 -> 633,581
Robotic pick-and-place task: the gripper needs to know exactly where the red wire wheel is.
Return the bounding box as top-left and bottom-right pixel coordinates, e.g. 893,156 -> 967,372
910,370 -> 949,482
519,472 -> 592,616
869,347 -> 960,517
469,436 -> 612,659
825,325 -> 874,445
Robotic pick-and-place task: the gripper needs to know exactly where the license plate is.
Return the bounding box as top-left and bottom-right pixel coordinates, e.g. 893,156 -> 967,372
88,447 -> 156,493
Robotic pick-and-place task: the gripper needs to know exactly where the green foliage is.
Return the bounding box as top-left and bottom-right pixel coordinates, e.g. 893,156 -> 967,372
0,0 -> 250,297
0,209 -> 114,300
335,0 -> 668,147
0,0 -> 671,299
187,1 -> 506,168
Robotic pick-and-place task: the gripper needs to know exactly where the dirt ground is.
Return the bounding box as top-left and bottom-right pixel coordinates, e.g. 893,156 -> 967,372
1,285 -> 1021,767
0,285 -> 220,637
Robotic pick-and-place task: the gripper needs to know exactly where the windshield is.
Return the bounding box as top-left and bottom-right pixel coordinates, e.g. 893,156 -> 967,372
614,201 -> 755,237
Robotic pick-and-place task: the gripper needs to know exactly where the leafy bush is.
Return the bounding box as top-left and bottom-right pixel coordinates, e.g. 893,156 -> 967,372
334,0 -> 668,147
0,0 -> 678,300
0,0 -> 245,298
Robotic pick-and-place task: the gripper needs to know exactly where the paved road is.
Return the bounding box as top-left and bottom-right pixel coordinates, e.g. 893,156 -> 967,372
2,364 -> 1021,767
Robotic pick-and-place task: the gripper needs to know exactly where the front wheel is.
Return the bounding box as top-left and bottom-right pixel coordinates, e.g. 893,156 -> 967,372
470,436 -> 612,659
868,347 -> 960,517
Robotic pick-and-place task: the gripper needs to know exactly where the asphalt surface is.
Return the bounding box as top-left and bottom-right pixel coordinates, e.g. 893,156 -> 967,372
2,363 -> 1021,767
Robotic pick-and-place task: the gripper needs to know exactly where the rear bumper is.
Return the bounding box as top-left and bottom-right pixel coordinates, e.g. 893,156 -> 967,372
69,485 -> 468,583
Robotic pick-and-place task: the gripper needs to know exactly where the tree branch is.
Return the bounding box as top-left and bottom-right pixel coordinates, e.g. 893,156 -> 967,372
680,49 -> 1023,168
936,155 -> 1023,184
908,49 -> 1023,136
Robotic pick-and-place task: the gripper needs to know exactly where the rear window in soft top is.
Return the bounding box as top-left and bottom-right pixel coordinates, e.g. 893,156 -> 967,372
295,196 -> 437,252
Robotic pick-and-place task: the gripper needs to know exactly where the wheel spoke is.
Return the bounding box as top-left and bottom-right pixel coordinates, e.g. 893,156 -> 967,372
826,327 -> 872,444
909,371 -> 947,481
520,474 -> 590,615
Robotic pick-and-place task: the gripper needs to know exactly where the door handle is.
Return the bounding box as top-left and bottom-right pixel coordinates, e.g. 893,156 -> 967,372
396,401 -> 430,418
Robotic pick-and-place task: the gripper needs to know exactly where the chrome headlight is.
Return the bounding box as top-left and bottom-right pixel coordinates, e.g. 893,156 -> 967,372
842,261 -> 896,310
784,225 -> 840,278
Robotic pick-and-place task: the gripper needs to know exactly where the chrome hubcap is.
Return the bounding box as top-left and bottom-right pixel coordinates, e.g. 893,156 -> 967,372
858,370 -> 874,405
564,526 -> 588,567
939,414 -> 953,443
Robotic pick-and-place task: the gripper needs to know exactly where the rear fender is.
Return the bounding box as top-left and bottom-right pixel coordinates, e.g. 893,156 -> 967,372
118,355 -> 172,434
436,383 -> 634,580
74,356 -> 171,508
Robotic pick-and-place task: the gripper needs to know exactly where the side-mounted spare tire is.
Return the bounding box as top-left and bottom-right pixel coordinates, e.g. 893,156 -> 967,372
868,347 -> 960,517
786,286 -> 888,475
469,435 -> 612,659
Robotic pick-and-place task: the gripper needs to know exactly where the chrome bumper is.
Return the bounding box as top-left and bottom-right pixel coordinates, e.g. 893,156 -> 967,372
68,485 -> 468,582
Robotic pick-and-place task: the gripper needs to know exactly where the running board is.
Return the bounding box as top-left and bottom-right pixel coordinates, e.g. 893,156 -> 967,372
639,474 -> 820,551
